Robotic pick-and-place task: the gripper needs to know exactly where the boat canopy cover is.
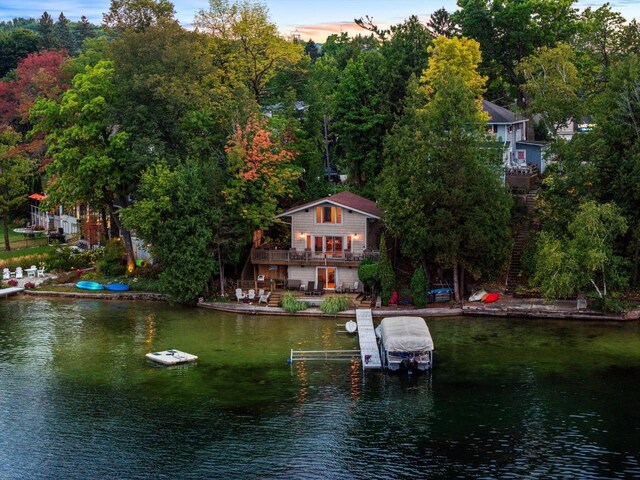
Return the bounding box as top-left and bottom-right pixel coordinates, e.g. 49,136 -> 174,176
377,317 -> 434,352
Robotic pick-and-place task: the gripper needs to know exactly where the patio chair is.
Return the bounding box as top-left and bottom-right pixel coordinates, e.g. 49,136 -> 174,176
312,281 -> 325,296
235,288 -> 246,303
27,265 -> 37,278
286,279 -> 301,290
258,289 -> 265,297
37,266 -> 45,278
353,281 -> 364,294
304,281 -> 315,296
258,291 -> 271,304
247,289 -> 256,302
2,268 -> 10,280
15,267 -> 23,279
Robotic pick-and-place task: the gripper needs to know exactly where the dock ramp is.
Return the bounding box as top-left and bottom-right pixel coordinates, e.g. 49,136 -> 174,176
356,309 -> 382,370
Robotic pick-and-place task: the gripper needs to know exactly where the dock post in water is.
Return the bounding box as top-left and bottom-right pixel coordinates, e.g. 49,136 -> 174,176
356,308 -> 382,371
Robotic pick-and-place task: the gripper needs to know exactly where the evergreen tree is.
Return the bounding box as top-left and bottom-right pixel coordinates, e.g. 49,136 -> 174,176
55,12 -> 75,53
427,8 -> 457,38
37,12 -> 59,49
410,266 -> 429,308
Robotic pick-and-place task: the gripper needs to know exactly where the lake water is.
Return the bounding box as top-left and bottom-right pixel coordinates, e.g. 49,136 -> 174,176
1,298 -> 639,479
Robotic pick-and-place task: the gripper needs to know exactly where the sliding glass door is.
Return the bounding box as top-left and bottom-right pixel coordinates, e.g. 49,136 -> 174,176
317,267 -> 336,289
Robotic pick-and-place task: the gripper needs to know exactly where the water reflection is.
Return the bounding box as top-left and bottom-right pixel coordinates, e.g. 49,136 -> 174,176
0,298 -> 639,479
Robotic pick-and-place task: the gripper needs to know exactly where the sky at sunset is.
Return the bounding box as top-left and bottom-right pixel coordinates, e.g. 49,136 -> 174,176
1,1 -> 640,41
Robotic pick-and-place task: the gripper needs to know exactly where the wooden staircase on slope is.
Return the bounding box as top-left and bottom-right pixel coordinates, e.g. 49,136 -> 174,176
506,193 -> 537,294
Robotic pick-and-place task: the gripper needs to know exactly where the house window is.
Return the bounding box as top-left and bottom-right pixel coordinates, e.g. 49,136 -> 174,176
313,236 -> 344,257
306,235 -> 311,250
346,235 -> 352,252
315,206 -> 342,224
516,150 -> 526,162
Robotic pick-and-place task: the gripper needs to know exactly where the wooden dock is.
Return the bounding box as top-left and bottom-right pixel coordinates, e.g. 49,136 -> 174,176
356,308 -> 382,370
0,287 -> 24,299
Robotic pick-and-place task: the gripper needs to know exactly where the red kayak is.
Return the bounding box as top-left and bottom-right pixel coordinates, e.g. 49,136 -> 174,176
483,293 -> 500,303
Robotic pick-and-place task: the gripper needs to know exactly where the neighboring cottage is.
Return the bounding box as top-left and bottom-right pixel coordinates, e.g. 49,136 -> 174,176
483,100 -> 549,175
250,191 -> 381,291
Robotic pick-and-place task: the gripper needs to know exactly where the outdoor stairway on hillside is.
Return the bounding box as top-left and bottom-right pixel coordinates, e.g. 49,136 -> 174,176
506,193 -> 537,294
267,290 -> 282,307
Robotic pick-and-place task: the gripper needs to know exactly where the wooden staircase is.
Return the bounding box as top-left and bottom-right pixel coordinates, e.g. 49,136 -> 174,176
506,193 -> 537,294
268,290 -> 282,307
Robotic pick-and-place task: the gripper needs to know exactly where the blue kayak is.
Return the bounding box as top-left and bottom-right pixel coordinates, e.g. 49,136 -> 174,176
76,281 -> 104,291
105,283 -> 130,292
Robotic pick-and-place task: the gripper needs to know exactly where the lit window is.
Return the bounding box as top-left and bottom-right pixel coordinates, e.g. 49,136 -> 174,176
315,206 -> 342,224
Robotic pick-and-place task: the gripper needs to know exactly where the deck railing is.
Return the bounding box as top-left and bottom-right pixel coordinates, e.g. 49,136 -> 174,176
251,249 -> 379,264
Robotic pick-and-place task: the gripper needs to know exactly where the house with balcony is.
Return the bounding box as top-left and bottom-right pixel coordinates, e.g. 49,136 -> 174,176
250,191 -> 381,291
483,100 -> 549,192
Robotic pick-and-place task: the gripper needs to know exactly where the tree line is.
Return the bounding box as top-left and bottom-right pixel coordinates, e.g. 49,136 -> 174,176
1,0 -> 640,306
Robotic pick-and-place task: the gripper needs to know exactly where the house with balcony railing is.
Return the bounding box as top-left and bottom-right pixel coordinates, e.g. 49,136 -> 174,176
250,191 -> 381,291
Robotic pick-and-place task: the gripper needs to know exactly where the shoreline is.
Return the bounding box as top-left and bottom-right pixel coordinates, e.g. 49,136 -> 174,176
8,289 -> 639,322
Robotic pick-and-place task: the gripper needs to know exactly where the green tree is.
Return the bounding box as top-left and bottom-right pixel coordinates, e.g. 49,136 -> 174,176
37,12 -> 59,50
0,28 -> 39,77
55,12 -> 75,53
378,234 -> 395,305
532,202 -> 628,299
332,49 -> 391,192
427,7 -> 458,38
195,0 -> 303,100
517,43 -> 581,137
0,126 -> 32,251
123,161 -> 219,303
379,37 -> 512,301
30,59 -> 136,270
103,0 -> 176,33
410,266 -> 429,308
454,0 -> 579,107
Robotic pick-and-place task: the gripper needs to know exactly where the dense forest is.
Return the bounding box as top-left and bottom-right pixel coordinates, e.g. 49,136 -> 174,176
2,0 -> 640,307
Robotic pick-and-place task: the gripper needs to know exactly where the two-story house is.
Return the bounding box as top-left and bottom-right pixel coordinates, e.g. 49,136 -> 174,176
250,191 -> 381,291
483,100 -> 549,175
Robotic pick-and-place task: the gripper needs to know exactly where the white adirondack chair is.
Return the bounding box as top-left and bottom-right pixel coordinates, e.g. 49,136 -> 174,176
15,267 -> 23,279
235,288 -> 246,302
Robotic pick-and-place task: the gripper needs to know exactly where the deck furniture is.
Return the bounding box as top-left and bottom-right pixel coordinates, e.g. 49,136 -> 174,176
247,289 -> 256,302
2,268 -> 10,280
36,266 -> 45,278
258,291 -> 271,304
235,288 -> 246,302
312,281 -> 325,296
26,265 -> 37,278
286,279 -> 302,290
14,267 -> 23,279
304,281 -> 315,296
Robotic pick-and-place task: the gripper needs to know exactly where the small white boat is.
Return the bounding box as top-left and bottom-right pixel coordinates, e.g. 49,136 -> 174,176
146,349 -> 198,366
345,320 -> 357,333
375,317 -> 434,372
469,290 -> 487,302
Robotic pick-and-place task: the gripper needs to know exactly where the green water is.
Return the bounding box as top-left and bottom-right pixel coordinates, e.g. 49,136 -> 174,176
1,298 -> 639,479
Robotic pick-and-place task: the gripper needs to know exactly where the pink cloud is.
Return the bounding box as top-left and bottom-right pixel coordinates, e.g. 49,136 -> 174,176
290,21 -> 388,42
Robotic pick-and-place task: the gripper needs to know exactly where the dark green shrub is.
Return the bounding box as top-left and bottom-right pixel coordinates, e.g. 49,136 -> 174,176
320,295 -> 350,315
378,234 -> 395,306
410,266 -> 429,308
358,262 -> 379,291
280,291 -> 308,313
96,239 -> 126,276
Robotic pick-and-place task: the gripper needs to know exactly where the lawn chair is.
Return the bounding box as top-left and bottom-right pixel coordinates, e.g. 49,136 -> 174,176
37,266 -> 45,278
247,289 -> 256,302
235,288 -> 246,302
304,281 -> 315,296
2,268 -> 10,280
313,281 -> 325,296
353,281 -> 364,294
258,291 -> 271,304
286,279 -> 301,290
258,289 -> 265,297
27,265 -> 37,278
15,267 -> 23,279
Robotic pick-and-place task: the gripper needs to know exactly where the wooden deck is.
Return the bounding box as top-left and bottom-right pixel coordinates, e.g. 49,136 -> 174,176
251,248 -> 379,266
356,308 -> 382,370
0,287 -> 24,298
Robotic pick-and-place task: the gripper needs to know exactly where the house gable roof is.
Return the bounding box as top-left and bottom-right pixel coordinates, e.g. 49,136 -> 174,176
277,191 -> 381,219
483,100 -> 527,125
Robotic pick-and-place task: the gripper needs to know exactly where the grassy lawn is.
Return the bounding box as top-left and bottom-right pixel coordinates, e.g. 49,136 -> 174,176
2,225 -> 48,252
